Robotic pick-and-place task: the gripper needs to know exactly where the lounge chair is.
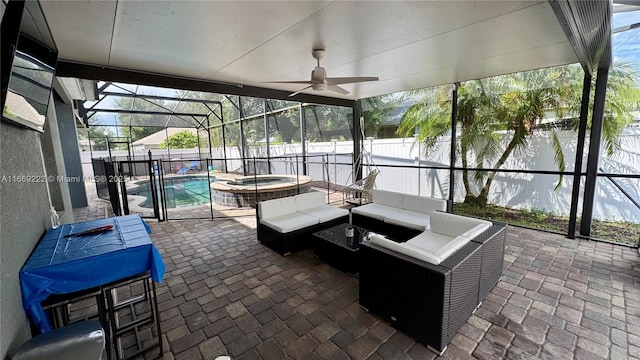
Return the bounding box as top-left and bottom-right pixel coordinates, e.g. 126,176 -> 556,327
177,160 -> 199,174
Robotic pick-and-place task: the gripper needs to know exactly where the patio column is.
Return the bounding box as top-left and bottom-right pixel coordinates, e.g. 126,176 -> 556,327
568,72 -> 592,239
580,67 -> 609,237
264,99 -> 271,174
300,104 -> 307,176
206,115 -> 212,158
352,100 -> 363,182
448,83 -> 458,212
165,127 -> 170,160
238,97 -> 247,175
221,110 -> 228,173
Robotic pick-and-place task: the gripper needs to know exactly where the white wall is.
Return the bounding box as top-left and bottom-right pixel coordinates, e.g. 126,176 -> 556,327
1,77 -> 86,358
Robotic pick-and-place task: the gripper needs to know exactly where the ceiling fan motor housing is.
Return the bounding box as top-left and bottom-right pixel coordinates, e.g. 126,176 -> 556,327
312,49 -> 326,61
311,67 -> 327,84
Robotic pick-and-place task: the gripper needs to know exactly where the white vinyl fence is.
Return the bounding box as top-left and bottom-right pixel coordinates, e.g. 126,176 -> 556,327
81,128 -> 640,222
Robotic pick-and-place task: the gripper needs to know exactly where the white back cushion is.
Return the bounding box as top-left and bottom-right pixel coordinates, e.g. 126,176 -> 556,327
402,195 -> 447,215
258,196 -> 296,219
295,192 -> 326,211
430,212 -> 491,238
461,223 -> 492,239
372,190 -> 403,208
351,203 -> 402,221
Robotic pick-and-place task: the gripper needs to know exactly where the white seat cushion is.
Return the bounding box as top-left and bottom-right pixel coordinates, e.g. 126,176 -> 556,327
295,192 -> 326,212
298,206 -> 349,223
260,213 -> 318,233
351,203 -> 402,221
405,231 -> 456,253
368,234 -> 443,265
383,210 -> 430,231
258,196 -> 297,220
433,235 -> 472,259
406,231 -> 471,260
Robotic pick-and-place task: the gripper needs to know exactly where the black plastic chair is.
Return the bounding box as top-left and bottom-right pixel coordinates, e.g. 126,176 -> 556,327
9,320 -> 105,360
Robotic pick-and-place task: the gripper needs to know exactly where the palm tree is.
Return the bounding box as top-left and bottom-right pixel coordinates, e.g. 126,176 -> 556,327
397,63 -> 640,207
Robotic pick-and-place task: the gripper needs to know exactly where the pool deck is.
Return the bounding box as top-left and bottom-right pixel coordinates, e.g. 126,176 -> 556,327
76,183 -> 640,360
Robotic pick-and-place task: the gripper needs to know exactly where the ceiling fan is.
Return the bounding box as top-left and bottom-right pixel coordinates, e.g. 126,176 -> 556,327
263,49 -> 379,97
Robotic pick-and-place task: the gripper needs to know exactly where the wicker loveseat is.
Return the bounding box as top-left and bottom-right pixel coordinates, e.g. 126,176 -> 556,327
359,212 -> 507,354
351,189 -> 447,237
257,192 -> 349,255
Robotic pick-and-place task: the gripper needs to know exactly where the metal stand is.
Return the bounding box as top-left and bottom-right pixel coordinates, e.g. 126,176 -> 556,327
42,272 -> 162,360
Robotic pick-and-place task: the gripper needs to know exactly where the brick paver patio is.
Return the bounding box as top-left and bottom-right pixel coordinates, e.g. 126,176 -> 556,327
74,189 -> 640,360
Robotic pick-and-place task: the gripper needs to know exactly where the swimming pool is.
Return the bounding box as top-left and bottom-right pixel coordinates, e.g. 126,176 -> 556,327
128,176 -> 214,208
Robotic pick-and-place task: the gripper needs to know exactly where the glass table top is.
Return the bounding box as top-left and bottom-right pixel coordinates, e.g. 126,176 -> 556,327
312,223 -> 372,251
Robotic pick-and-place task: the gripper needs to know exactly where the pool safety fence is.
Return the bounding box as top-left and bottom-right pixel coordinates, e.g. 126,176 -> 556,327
97,154 -> 349,222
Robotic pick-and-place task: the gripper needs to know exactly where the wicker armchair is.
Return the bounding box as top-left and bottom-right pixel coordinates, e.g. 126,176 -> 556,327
345,169 -> 379,205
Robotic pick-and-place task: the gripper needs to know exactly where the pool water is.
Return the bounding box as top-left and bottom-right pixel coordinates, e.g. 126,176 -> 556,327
129,176 -> 214,208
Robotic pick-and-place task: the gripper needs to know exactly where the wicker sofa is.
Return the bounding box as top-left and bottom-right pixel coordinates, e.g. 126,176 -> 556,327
359,211 -> 507,354
351,190 -> 447,237
256,192 -> 349,255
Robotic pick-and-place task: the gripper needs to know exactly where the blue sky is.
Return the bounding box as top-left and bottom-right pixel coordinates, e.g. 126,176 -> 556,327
612,10 -> 640,70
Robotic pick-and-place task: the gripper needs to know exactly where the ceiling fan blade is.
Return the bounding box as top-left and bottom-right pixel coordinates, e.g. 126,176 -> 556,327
289,85 -> 313,97
326,85 -> 350,95
261,80 -> 314,84
326,77 -> 379,85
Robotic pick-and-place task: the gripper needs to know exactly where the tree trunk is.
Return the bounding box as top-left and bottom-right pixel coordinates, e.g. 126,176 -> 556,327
460,140 -> 475,203
476,126 -> 524,207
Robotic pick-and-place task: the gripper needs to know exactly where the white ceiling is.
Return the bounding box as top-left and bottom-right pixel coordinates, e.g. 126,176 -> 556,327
38,0 -> 578,100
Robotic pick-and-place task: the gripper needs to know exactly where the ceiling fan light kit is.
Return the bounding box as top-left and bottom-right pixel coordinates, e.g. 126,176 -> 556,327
263,48 -> 379,97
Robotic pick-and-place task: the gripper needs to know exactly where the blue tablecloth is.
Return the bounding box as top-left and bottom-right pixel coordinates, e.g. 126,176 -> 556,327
20,215 -> 165,333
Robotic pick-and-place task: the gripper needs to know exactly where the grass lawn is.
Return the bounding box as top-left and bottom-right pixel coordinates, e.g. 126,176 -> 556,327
453,203 -> 639,247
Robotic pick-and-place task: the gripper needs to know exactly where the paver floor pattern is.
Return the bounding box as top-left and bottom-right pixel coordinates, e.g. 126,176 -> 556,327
74,189 -> 640,360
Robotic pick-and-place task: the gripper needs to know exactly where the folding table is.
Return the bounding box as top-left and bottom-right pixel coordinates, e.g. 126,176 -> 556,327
20,215 -> 165,359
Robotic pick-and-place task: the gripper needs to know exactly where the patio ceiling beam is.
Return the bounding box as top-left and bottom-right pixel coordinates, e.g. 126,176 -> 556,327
205,103 -> 223,122
162,89 -> 201,128
613,4 -> 640,13
99,91 -> 222,105
56,60 -> 355,108
550,0 -> 612,74
97,82 -> 112,93
86,95 -> 107,112
241,104 -> 303,122
87,109 -> 206,117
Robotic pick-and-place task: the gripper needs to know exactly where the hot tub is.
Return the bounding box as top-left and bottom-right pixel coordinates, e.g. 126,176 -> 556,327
210,174 -> 312,207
